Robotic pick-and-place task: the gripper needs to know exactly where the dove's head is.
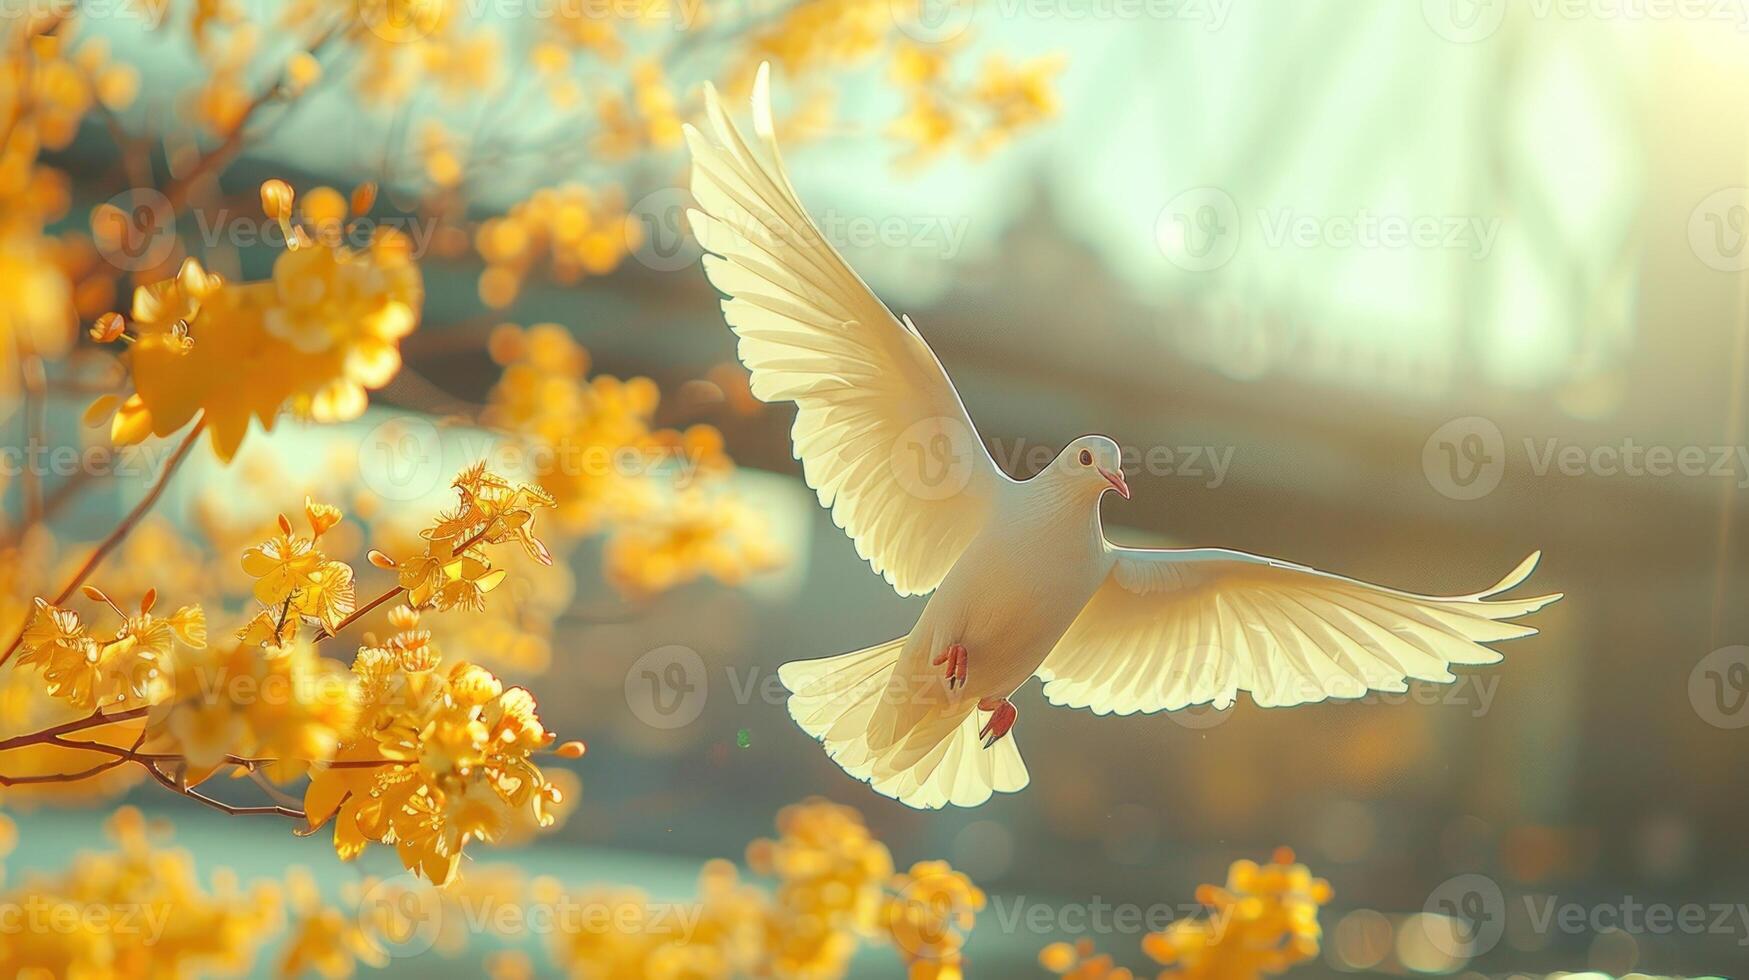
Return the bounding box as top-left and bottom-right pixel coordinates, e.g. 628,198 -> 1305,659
1050,435 -> 1130,500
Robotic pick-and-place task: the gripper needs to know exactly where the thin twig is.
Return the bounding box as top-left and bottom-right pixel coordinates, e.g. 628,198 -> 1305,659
160,25 -> 342,210
0,706 -> 150,753
44,738 -> 399,770
310,523 -> 496,642
144,760 -> 307,821
0,418 -> 207,670
20,353 -> 45,527
0,757 -> 127,787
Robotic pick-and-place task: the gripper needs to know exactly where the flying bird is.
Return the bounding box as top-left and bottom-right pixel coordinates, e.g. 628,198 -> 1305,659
684,66 -> 1562,810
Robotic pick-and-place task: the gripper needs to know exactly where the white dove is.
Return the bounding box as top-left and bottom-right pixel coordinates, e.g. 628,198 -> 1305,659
685,66 -> 1562,810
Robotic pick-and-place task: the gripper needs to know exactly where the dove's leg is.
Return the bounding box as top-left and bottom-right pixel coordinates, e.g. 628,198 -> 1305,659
978,697 -> 1017,749
931,643 -> 969,691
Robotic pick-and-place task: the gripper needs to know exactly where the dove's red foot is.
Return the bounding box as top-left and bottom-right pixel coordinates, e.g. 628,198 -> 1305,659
932,643 -> 969,691
978,697 -> 1017,749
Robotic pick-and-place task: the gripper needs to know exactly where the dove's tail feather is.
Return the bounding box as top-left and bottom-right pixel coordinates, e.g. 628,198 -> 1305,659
778,641 -> 1030,810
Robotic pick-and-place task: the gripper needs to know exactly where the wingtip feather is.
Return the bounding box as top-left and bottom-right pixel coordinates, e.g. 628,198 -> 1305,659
752,63 -> 775,136
1479,550 -> 1543,598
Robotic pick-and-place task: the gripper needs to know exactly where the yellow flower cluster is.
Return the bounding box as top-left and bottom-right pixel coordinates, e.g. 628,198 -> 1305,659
0,21 -> 137,407
474,186 -> 641,308
389,463 -> 558,611
542,798 -> 982,978
732,0 -> 1063,166
16,589 -> 204,712
278,868 -> 387,978
1040,848 -> 1332,980
3,464 -> 578,884
484,324 -> 780,597
183,22 -> 260,137
748,0 -> 895,76
603,488 -> 783,597
884,860 -> 985,978
0,808 -> 282,978
890,48 -> 1067,167
91,181 -> 421,461
544,865 -> 761,977
593,60 -> 687,160
1146,847 -> 1331,979
302,603 -> 565,884
259,467 -> 568,883
747,797 -> 897,975
0,797 -> 978,978
0,538 -> 146,805
240,498 -> 355,638
145,635 -> 358,784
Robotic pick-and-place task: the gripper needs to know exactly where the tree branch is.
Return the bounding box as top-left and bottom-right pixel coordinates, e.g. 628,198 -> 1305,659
0,418 -> 206,670
310,523 -> 496,642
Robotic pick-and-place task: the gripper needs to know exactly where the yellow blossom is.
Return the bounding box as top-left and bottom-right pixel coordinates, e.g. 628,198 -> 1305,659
303,605 -> 563,884
240,506 -> 356,633
112,211 -> 420,460
1144,848 -> 1332,980
0,807 -> 283,977
16,594 -> 203,711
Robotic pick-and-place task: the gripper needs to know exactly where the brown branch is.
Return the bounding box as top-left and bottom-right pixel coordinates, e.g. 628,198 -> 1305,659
160,25 -> 342,211
0,757 -> 127,786
0,418 -> 207,670
20,353 -> 45,527
37,467 -> 97,524
45,737 -> 399,770
310,523 -> 496,642
4,733 -> 308,822
144,760 -> 306,821
310,583 -> 403,642
0,705 -> 150,753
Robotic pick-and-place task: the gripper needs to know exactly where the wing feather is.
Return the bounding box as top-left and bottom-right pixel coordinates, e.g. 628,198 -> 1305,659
687,65 -> 1001,596
1037,549 -> 1561,715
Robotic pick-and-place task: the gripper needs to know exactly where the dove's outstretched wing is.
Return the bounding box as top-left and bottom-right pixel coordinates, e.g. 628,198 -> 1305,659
1036,549 -> 1561,715
686,66 -> 1004,596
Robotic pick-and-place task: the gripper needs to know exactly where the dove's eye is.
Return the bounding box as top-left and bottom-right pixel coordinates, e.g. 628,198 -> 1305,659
1079,450 -> 1093,466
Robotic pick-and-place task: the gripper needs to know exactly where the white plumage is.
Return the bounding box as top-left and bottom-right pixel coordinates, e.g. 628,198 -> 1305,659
686,65 -> 1562,810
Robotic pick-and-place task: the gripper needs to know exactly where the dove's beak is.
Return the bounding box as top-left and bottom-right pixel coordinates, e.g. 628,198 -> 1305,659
1098,466 -> 1131,499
